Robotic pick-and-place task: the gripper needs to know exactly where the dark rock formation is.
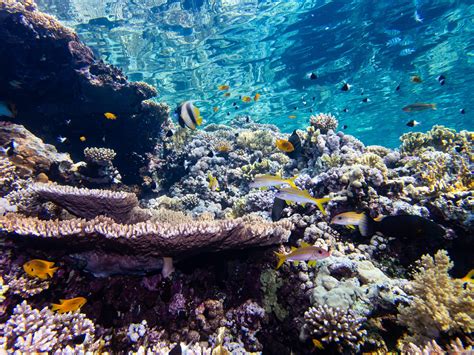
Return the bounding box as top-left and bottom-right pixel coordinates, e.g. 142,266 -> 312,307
0,1 -> 168,183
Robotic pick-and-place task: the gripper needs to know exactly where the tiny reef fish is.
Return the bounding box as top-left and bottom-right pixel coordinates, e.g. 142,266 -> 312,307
213,106 -> 219,112
208,173 -> 220,191
406,120 -> 420,127
57,136 -> 67,143
312,339 -> 325,350
254,93 -> 260,101
79,136 -> 86,142
402,103 -> 436,112
276,139 -> 294,153
275,187 -> 331,215
274,242 -> 330,269
437,75 -> 446,86
460,269 -> 474,284
242,96 -> 252,103
224,92 -> 231,97
288,115 -> 297,119
23,259 -> 58,280
310,73 -> 317,80
52,297 -> 87,313
341,83 -> 351,91
330,212 -> 446,239
249,174 -> 298,189
104,112 -> 117,120
411,75 -> 422,83
218,85 -> 230,90
0,101 -> 16,118
175,101 -> 203,130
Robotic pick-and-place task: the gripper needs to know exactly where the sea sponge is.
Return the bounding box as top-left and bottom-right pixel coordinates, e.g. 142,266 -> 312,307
397,250 -> 474,345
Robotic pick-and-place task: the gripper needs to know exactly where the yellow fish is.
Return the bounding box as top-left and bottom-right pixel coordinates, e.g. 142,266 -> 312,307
23,259 -> 58,280
52,297 -> 87,313
218,85 -> 230,91
275,139 -> 294,153
275,187 -> 331,215
460,269 -> 474,284
288,115 -> 297,119
79,136 -> 86,142
274,242 -> 330,269
208,173 -> 220,192
242,96 -> 252,103
104,112 -> 117,120
254,93 -> 260,101
312,339 -> 325,350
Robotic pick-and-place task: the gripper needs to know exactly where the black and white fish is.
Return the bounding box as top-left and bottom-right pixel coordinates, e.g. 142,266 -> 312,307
174,101 -> 203,130
57,136 -> 67,143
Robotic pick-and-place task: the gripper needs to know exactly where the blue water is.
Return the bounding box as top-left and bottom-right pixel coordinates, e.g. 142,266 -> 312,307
37,0 -> 474,147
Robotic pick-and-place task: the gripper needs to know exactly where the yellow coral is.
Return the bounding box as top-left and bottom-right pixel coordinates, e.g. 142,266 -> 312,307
213,140 -> 233,153
397,250 -> 474,345
236,130 -> 276,154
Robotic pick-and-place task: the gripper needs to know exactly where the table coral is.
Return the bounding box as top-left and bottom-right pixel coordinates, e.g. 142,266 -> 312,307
397,250 -> 474,345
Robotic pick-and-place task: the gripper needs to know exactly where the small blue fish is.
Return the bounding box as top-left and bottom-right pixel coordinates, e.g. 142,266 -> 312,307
386,37 -> 401,47
400,48 -> 415,56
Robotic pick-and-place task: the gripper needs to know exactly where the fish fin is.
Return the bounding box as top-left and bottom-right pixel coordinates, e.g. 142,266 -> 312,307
461,269 -> 474,283
300,242 -> 311,247
346,224 -> 356,230
51,303 -> 63,312
287,176 -> 298,189
373,215 -> 385,222
47,267 -> 58,278
307,260 -> 317,267
314,197 -> 331,215
196,115 -> 203,125
274,252 -> 287,270
285,200 -> 294,206
259,186 -> 268,191
290,246 -> 298,251
293,261 -> 300,266
358,213 -> 376,237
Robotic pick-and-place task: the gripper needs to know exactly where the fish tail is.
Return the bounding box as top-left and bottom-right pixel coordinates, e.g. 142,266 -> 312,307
358,213 -> 376,237
47,267 -> 58,278
314,197 -> 331,215
462,269 -> 474,283
274,251 -> 287,269
51,303 -> 62,312
287,176 -> 298,189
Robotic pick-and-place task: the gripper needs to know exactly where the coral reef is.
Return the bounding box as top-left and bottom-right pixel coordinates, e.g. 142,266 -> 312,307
310,113 -> 338,134
397,250 -> 474,345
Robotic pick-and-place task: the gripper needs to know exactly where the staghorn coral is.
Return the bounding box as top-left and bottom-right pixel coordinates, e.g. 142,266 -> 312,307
0,301 -> 97,353
399,337 -> 473,353
310,113 -> 338,134
0,213 -> 292,258
84,147 -> 117,165
397,250 -> 474,345
302,304 -> 367,352
32,183 -> 141,223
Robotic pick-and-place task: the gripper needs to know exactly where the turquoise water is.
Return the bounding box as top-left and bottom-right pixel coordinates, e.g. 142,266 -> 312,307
37,0 -> 474,147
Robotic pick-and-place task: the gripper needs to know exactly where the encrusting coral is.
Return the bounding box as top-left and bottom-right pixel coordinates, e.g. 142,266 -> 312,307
397,250 -> 474,345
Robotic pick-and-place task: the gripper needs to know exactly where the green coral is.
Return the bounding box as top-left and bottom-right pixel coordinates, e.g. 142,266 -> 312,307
260,269 -> 288,321
240,159 -> 271,181
400,125 -> 470,154
321,153 -> 342,168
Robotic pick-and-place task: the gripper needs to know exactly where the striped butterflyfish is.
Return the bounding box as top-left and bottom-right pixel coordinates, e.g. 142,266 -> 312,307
175,101 -> 203,130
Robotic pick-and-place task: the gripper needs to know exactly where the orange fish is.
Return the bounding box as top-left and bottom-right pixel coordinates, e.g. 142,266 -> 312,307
242,96 -> 252,103
218,85 -> 230,91
224,92 -> 231,97
79,136 -> 86,142
23,259 -> 58,280
104,112 -> 117,120
254,93 -> 260,101
52,297 -> 87,313
213,106 -> 219,112
276,139 -> 294,153
411,75 -> 422,83
288,115 -> 297,119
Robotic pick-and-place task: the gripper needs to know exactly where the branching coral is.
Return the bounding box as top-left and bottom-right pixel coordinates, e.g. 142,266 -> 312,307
310,113 -> 338,134
213,140 -> 234,153
303,304 -> 367,352
4,267 -> 50,298
397,250 -> 474,345
84,147 -> 117,165
0,157 -> 17,196
0,301 -> 97,353
356,152 -> 388,177
236,130 -> 276,154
